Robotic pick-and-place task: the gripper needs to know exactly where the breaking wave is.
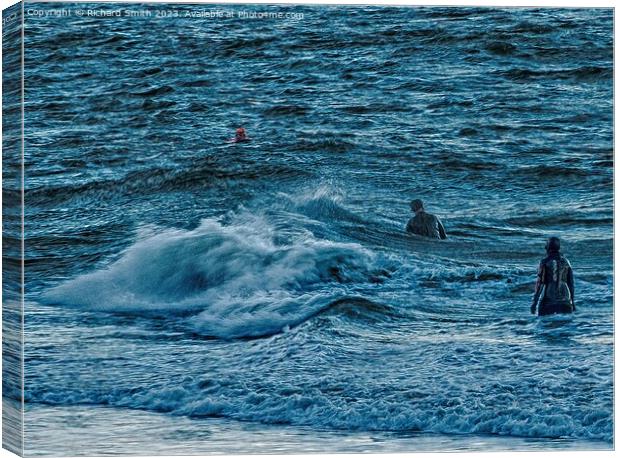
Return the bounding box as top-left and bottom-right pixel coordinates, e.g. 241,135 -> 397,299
43,213 -> 382,339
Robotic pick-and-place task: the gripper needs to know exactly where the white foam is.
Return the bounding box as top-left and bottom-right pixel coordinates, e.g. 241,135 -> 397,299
35,376 -> 611,443
43,213 -> 376,338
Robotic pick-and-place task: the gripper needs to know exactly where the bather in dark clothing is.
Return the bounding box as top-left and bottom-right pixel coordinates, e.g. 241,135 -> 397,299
532,252 -> 575,316
406,211 -> 447,240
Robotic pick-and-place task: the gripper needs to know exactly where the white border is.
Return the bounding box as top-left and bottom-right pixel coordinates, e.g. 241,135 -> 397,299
0,1 -> 616,458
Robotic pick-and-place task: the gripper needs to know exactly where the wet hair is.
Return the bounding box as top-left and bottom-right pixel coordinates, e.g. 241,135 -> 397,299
545,236 -> 561,254
410,199 -> 424,212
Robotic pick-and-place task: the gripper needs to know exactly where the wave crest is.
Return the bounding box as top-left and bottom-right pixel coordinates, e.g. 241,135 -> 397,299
43,214 -> 379,338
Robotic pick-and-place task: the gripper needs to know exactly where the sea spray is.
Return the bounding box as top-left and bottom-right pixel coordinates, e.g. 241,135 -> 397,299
43,213 -> 380,338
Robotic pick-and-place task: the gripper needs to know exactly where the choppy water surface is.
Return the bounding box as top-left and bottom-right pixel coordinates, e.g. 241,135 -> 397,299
14,3 -> 614,454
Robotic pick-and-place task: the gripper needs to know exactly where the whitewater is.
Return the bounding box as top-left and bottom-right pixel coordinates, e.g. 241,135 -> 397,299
4,4 -> 612,455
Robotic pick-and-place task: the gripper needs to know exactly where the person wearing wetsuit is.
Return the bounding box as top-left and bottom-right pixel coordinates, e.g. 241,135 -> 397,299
405,199 -> 447,240
531,237 -> 575,316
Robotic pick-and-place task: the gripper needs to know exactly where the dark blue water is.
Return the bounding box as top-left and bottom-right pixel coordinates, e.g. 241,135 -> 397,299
10,3 -> 615,453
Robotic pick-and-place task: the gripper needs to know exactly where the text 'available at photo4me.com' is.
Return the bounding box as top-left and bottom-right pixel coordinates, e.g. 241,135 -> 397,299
24,5 -> 306,21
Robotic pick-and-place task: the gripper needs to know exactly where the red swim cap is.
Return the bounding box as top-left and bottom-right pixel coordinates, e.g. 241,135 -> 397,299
236,127 -> 245,135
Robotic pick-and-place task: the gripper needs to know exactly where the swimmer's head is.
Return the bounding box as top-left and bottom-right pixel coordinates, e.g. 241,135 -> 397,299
545,236 -> 561,254
236,127 -> 245,136
410,199 -> 424,213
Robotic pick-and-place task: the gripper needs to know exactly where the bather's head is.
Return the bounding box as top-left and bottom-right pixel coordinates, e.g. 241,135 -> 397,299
545,236 -> 561,254
410,199 -> 424,213
235,127 -> 246,140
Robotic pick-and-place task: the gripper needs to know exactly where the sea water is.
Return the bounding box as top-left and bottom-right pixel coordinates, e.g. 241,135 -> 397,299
5,4 -> 613,454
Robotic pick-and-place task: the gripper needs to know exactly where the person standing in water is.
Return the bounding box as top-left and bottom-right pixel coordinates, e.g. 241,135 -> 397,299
405,199 -> 447,239
531,236 -> 575,316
